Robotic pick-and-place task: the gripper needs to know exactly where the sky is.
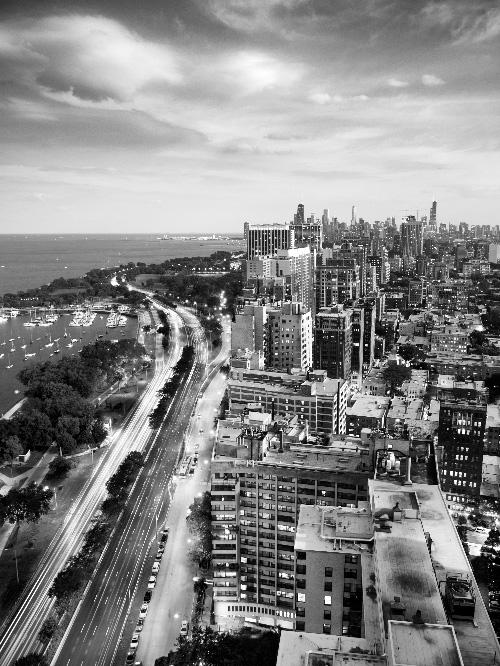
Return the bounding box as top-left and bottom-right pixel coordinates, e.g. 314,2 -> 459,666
0,0 -> 499,233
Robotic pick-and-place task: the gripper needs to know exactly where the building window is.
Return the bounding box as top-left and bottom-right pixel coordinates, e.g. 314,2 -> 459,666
324,582 -> 332,591
297,551 -> 306,560
323,624 -> 331,634
296,621 -> 305,631
296,607 -> 305,617
325,567 -> 333,578
324,595 -> 332,606
324,610 -> 331,620
297,593 -> 306,603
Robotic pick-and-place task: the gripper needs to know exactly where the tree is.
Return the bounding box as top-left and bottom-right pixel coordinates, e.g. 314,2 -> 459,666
186,492 -> 212,567
485,375 -> 500,404
13,655 -> 48,666
1,435 -> 23,470
13,409 -> 53,449
38,616 -> 59,643
47,456 -> 76,478
398,344 -> 424,365
382,364 -> 412,395
0,482 -> 53,525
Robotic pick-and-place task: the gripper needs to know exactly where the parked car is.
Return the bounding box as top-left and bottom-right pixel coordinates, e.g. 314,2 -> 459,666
180,620 -> 189,637
193,443 -> 199,450
126,651 -> 136,664
489,592 -> 500,612
130,634 -> 140,650
476,526 -> 490,534
199,428 -> 204,433
152,562 -> 160,574
158,544 -> 165,554
162,526 -> 170,536
135,618 -> 144,633
155,550 -> 163,561
160,533 -> 168,543
139,603 -> 148,619
144,590 -> 152,602
148,575 -> 156,589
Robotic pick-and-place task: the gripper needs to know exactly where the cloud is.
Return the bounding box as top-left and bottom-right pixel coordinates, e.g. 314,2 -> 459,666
200,0 -> 308,33
422,74 -> 445,86
0,15 -> 181,103
265,132 -> 294,140
388,78 -> 409,88
308,92 -> 331,104
217,51 -> 303,95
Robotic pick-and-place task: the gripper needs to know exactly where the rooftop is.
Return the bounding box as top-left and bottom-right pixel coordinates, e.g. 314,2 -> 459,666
388,621 -> 463,666
276,632 -> 386,666
347,396 -> 390,418
371,480 -> 500,666
487,403 -> 500,428
295,504 -> 373,555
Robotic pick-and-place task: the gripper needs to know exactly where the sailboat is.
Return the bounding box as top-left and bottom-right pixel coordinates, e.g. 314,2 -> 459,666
0,353 -> 3,359
53,340 -> 61,354
0,338 -> 6,345
45,331 -> 54,348
20,337 -> 27,349
6,353 -> 13,369
64,328 -> 68,338
10,341 -> 15,352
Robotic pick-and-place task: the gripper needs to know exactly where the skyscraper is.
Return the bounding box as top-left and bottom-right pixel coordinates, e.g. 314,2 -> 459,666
351,205 -> 356,227
430,199 -> 437,226
400,216 -> 423,257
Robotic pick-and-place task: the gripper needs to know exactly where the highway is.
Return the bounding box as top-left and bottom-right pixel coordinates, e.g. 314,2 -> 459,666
52,303 -> 209,666
0,307 -> 184,666
135,312 -> 230,665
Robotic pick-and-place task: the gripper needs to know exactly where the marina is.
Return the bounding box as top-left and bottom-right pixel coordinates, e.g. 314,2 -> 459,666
0,309 -> 139,416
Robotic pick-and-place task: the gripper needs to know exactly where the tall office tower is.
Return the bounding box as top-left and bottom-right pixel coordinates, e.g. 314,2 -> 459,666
439,223 -> 447,234
246,247 -> 315,312
295,202 -> 305,225
314,306 -> 352,380
322,210 -> 334,244
438,399 -> 487,506
421,214 -> 428,226
455,245 -> 468,271
400,216 -> 423,257
430,198 -> 437,225
267,301 -> 313,371
423,238 -> 438,257
247,223 -> 295,259
449,223 -> 457,234
350,307 -> 364,383
244,221 -> 249,243
351,206 -> 356,227
489,244 -> 500,264
392,233 -> 401,255
315,260 -> 360,310
459,222 -> 468,236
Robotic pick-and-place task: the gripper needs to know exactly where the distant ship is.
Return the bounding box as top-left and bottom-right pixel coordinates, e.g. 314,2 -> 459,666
156,235 -> 170,240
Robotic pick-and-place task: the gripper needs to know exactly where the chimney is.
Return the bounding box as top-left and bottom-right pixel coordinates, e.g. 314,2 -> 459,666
278,429 -> 284,453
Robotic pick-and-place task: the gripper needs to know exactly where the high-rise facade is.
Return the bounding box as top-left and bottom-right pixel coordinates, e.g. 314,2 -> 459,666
314,306 -> 352,380
438,399 -> 487,506
315,261 -> 360,310
247,223 -> 295,259
267,302 -> 312,371
246,247 -> 315,312
430,199 -> 437,226
401,217 -> 423,257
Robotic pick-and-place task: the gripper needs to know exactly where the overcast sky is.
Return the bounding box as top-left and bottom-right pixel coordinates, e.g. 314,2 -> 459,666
1,0 -> 499,233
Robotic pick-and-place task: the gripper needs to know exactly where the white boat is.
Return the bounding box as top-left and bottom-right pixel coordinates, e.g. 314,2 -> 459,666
6,354 -> 13,369
10,309 -> 20,317
0,315 -> 8,323
24,322 -> 37,327
0,353 -> 3,359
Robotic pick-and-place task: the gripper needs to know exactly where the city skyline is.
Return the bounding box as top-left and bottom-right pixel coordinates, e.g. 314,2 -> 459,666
1,0 -> 499,233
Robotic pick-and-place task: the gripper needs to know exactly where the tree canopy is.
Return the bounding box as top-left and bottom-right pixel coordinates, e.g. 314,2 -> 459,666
186,492 -> 212,568
382,364 -> 412,394
0,482 -> 53,525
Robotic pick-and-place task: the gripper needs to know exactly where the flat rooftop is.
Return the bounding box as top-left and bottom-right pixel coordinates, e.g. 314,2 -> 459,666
371,480 -> 500,666
347,396 -> 390,418
262,444 -> 365,474
295,504 -> 373,555
276,632 -> 387,666
388,621 -> 463,666
372,488 -> 448,629
487,403 -> 500,428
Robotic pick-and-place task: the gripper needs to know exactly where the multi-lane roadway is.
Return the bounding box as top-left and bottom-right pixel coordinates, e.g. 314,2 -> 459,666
0,306 -> 184,666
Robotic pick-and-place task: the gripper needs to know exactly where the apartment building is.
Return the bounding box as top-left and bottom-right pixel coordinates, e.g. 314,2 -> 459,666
228,368 -> 348,435
430,325 -> 469,354
438,398 -> 487,506
246,223 -> 295,259
210,436 -> 371,629
267,301 -> 312,371
314,306 -> 352,380
346,395 -> 390,436
315,260 -> 361,309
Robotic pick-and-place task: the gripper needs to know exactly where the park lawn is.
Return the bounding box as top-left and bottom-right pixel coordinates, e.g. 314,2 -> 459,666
0,449 -> 106,624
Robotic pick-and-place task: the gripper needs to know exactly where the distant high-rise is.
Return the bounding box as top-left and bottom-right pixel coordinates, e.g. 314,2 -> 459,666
430,199 -> 437,226
246,223 -> 294,259
295,203 -> 305,225
351,205 -> 357,227
400,216 -> 423,257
